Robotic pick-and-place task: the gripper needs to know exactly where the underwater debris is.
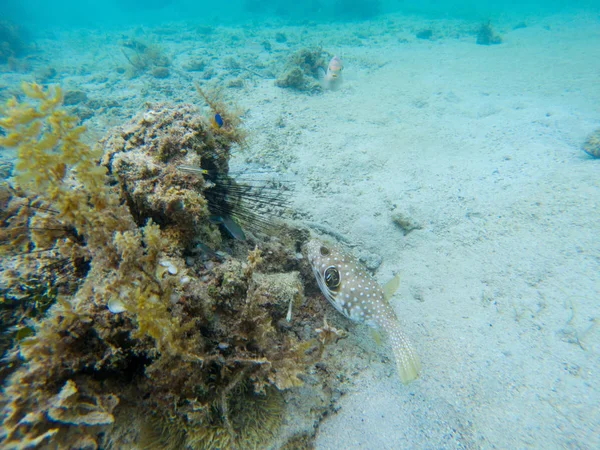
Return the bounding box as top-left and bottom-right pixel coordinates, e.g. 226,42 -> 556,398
391,211 -> 422,236
582,128 -> 600,158
275,48 -> 330,92
476,22 -> 503,45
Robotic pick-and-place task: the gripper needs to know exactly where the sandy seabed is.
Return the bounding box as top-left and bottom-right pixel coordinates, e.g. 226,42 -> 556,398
1,10 -> 599,449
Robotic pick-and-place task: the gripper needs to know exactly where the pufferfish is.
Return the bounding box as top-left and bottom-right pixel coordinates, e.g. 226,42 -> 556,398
306,238 -> 421,384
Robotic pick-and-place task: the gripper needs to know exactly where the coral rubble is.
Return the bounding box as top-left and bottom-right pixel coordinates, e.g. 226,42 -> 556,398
275,48 -> 330,92
120,39 -> 170,78
0,83 -> 344,449
582,128 -> 600,158
0,20 -> 29,63
476,22 -> 503,45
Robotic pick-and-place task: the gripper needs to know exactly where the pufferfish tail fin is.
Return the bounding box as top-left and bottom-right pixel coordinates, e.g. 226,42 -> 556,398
383,274 -> 401,301
388,324 -> 421,384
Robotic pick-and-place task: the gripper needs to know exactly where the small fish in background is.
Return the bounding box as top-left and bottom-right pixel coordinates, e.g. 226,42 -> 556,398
211,112 -> 224,129
306,238 -> 421,384
318,56 -> 343,90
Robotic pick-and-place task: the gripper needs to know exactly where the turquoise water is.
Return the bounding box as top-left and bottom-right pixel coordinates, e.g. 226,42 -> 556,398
2,0 -> 600,28
1,1 -> 599,449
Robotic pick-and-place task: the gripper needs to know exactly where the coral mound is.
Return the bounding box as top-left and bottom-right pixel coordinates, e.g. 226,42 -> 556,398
0,20 -> 29,62
98,103 -> 224,250
476,22 -> 503,45
0,84 -> 344,450
275,48 -> 330,92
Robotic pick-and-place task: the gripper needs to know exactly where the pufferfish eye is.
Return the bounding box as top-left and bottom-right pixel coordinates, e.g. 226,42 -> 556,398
324,266 -> 341,289
320,246 -> 330,256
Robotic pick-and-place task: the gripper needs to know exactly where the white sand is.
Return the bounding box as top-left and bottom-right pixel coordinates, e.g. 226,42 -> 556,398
2,10 -> 599,449
240,13 -> 600,449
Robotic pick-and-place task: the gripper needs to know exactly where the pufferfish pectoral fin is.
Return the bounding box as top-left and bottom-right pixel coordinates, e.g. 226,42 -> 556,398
383,274 -> 401,301
370,328 -> 382,346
